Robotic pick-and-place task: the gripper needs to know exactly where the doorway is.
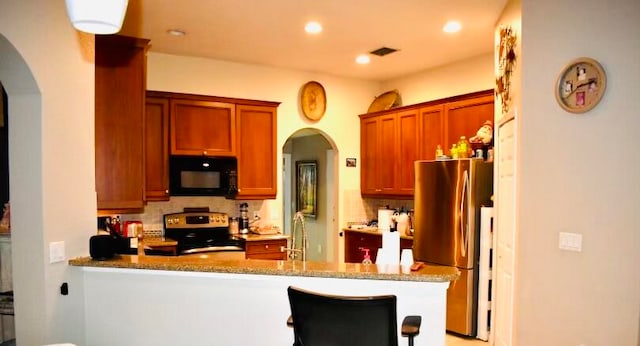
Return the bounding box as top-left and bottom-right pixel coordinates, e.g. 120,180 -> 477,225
282,128 -> 339,262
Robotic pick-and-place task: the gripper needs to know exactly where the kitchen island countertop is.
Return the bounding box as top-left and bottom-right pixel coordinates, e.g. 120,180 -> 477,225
68,255 -> 458,282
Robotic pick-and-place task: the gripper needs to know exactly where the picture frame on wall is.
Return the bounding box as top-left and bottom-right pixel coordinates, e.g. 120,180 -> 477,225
296,160 -> 317,218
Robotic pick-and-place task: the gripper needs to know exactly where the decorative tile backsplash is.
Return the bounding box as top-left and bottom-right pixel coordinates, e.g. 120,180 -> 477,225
119,197 -> 265,234
342,190 -> 414,225
118,193 -> 413,234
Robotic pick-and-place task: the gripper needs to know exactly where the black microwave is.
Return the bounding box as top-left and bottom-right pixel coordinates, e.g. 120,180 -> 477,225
169,156 -> 238,198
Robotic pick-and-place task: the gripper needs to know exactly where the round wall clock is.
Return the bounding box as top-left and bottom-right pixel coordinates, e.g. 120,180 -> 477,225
555,57 -> 606,113
300,81 -> 326,121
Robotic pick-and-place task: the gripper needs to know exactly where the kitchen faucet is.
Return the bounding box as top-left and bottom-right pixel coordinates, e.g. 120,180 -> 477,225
283,211 -> 307,261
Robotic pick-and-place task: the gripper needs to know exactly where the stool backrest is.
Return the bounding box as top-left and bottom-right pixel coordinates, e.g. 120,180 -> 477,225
287,286 -> 398,346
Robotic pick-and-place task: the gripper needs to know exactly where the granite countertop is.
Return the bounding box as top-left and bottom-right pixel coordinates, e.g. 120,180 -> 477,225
343,227 -> 414,240
68,255 -> 458,283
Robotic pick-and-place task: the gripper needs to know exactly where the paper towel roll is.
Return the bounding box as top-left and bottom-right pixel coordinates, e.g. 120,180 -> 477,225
379,231 -> 400,265
378,208 -> 394,231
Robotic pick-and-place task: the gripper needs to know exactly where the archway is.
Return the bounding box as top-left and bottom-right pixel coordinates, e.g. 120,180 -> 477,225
282,128 -> 339,262
0,34 -> 47,344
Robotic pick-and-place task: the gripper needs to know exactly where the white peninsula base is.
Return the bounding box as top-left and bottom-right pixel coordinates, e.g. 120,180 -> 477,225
79,267 -> 449,346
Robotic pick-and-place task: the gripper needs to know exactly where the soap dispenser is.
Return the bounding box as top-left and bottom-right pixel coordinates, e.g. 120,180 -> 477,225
361,248 -> 372,265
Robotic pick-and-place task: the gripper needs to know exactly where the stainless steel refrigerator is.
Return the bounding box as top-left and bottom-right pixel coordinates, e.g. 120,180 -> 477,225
412,159 -> 493,336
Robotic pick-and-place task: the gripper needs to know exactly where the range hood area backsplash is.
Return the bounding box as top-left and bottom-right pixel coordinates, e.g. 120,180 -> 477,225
117,191 -> 413,235
118,197 -> 265,235
343,190 -> 414,226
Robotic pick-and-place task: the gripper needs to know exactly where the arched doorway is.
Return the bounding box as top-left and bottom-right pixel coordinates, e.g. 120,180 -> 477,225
0,34 -> 46,345
282,128 -> 339,262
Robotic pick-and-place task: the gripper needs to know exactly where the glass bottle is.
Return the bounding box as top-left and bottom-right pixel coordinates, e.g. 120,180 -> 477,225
457,136 -> 470,158
451,143 -> 459,159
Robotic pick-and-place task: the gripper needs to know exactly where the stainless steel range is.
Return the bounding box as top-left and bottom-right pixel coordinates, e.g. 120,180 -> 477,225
163,210 -> 245,256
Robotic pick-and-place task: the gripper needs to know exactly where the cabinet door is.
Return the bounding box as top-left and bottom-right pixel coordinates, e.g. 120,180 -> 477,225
344,231 -> 382,263
236,105 -> 277,199
145,97 -> 170,201
361,113 -> 399,196
170,100 -> 236,156
360,117 -> 379,195
444,95 -> 494,150
396,109 -> 420,195
419,105 -> 444,160
95,35 -> 148,211
378,114 -> 397,194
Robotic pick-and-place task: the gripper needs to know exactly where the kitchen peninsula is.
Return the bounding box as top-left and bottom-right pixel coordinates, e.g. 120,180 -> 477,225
69,255 -> 458,346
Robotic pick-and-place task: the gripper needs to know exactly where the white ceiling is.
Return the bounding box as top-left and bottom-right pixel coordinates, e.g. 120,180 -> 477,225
119,0 -> 507,82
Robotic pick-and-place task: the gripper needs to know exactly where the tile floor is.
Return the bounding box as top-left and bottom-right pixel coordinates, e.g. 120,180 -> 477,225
446,333 -> 488,345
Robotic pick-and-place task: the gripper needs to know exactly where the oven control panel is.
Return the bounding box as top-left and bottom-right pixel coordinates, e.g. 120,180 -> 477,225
164,212 -> 229,229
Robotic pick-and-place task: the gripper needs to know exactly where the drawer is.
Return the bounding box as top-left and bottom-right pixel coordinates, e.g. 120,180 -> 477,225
246,239 -> 287,255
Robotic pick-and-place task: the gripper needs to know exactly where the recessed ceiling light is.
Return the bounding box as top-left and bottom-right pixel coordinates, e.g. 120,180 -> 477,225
356,54 -> 370,65
442,21 -> 462,33
167,29 -> 186,36
305,21 -> 322,34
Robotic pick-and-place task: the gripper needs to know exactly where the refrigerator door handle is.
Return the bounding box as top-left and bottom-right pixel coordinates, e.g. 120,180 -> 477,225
460,169 -> 470,257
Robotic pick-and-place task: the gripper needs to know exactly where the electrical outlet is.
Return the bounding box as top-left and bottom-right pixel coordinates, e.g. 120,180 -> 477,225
317,244 -> 322,253
253,211 -> 260,219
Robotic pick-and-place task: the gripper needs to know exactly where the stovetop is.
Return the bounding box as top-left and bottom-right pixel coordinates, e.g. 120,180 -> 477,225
163,211 -> 245,255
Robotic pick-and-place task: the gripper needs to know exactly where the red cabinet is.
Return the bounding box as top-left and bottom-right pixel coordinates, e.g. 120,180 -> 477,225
344,230 -> 413,263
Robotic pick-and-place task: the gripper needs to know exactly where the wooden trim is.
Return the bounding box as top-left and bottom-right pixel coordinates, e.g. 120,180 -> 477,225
359,89 -> 494,119
146,90 -> 281,108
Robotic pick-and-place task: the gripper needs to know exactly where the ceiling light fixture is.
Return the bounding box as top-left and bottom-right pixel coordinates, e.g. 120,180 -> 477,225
65,0 -> 129,35
442,21 -> 462,33
304,21 -> 323,34
167,29 -> 186,37
356,54 -> 371,65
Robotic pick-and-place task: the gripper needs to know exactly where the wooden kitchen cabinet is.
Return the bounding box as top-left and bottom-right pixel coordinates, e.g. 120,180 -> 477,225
145,96 -> 170,201
360,108 -> 419,197
359,90 -> 493,198
344,230 -> 413,263
360,113 -> 398,196
443,94 -> 494,151
95,35 -> 149,211
396,109 -> 420,195
236,104 -> 278,199
170,99 -> 236,156
146,91 -> 280,199
245,238 -> 287,260
418,104 -> 444,160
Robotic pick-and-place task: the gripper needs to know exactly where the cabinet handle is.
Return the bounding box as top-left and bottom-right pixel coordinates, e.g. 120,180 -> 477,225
165,189 -> 169,194
203,150 -> 207,155
264,245 -> 269,249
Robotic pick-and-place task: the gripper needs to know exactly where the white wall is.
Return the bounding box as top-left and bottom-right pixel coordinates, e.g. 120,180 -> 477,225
519,0 -> 640,345
0,0 -> 96,345
383,53 -> 495,105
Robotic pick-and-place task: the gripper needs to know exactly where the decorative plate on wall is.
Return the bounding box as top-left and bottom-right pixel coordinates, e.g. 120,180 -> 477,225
300,81 -> 326,121
555,57 -> 606,114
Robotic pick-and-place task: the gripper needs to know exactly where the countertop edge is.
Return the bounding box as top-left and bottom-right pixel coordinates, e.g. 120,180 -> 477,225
68,256 -> 459,283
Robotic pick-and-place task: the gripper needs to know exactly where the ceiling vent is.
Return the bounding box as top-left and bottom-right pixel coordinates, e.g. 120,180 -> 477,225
369,47 -> 399,57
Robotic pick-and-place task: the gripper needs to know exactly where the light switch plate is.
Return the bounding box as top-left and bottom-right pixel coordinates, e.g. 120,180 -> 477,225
559,232 -> 582,252
49,241 -> 66,263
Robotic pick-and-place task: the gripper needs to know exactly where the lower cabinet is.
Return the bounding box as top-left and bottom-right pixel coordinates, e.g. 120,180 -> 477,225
344,230 -> 413,263
245,239 -> 287,260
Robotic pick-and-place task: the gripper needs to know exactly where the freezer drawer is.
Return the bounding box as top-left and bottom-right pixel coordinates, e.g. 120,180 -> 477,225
446,267 -> 478,336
